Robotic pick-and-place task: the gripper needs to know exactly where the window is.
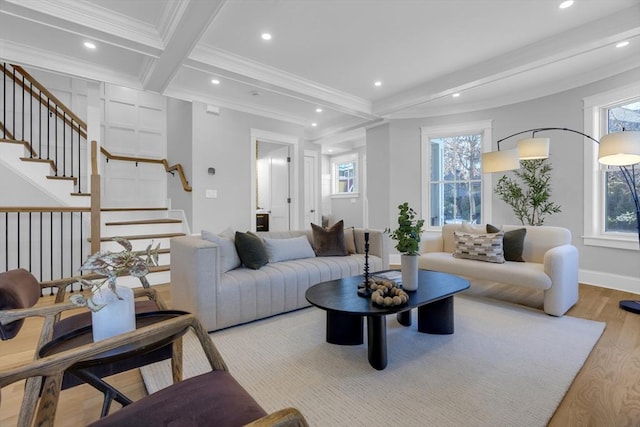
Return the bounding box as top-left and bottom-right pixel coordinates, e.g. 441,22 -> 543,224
604,101 -> 640,233
584,84 -> 640,250
331,154 -> 358,196
421,121 -> 492,229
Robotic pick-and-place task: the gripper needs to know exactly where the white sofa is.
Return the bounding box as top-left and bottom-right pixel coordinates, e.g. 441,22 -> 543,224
170,229 -> 390,331
418,224 -> 579,316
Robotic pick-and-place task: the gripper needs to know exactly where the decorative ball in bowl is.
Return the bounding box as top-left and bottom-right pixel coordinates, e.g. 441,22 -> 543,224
369,278 -> 409,307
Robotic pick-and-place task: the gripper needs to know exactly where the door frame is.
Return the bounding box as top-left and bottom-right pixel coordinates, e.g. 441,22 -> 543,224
250,129 -> 300,231
304,149 -> 320,227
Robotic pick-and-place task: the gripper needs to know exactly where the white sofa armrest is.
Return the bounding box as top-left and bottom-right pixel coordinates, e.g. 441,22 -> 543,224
170,235 -> 220,331
542,244 -> 579,316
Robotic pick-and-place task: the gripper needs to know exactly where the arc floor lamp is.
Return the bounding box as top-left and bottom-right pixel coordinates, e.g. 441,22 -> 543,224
482,128 -> 640,314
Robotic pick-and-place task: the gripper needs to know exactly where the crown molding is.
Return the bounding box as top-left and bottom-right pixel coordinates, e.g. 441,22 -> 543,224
163,85 -> 309,127
188,45 -> 375,119
3,0 -> 163,52
157,0 -> 190,46
373,4 -> 640,117
1,39 -> 142,90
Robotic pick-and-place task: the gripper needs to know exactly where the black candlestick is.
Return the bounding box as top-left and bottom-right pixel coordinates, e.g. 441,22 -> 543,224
357,230 -> 373,297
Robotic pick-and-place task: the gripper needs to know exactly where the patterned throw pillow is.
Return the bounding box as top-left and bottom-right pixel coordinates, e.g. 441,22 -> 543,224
453,231 -> 505,264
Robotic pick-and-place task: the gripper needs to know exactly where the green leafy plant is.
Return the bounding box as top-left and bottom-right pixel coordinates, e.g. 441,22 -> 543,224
70,237 -> 160,312
494,158 -> 562,226
386,202 -> 425,255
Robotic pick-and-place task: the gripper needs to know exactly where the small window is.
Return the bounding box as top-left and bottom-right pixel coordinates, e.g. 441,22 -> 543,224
331,155 -> 358,196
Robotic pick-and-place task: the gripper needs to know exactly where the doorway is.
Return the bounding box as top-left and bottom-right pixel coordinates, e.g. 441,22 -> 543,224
257,141 -> 291,231
250,128 -> 299,232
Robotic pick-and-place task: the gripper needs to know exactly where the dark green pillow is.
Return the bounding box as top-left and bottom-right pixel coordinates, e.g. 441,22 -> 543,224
311,220 -> 348,256
234,231 -> 269,269
487,224 -> 526,262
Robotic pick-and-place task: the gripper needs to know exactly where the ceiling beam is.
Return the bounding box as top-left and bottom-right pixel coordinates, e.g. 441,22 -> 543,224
141,0 -> 226,94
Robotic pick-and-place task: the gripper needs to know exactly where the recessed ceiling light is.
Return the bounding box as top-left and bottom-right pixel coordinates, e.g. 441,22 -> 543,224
311,123 -> 318,127
616,41 -> 630,48
84,41 -> 96,49
559,0 -> 574,9
211,79 -> 220,85
374,81 -> 382,87
328,149 -> 334,153
316,108 -> 323,113
452,93 -> 460,98
261,33 -> 272,41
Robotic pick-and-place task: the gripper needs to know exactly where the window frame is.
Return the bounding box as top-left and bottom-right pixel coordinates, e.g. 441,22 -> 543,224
583,83 -> 640,250
330,153 -> 359,198
421,120 -> 493,231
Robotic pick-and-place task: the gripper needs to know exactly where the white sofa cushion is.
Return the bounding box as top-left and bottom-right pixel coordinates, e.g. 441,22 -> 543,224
263,235 -> 316,263
420,252 -> 552,290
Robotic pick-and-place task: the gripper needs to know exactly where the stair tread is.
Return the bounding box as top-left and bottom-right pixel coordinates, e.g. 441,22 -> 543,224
71,193 -> 90,196
93,232 -> 185,242
47,175 -> 77,182
105,218 -> 182,226
101,207 -> 169,212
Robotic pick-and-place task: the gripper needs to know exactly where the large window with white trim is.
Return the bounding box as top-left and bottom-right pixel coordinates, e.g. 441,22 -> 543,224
584,85 -> 640,249
421,121 -> 493,230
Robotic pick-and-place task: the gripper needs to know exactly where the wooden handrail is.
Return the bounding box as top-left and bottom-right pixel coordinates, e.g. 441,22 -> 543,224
100,146 -> 192,192
0,64 -> 87,139
0,207 -> 91,213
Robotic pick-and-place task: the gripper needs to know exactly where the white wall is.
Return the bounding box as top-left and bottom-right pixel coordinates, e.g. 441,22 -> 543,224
367,67 -> 640,290
166,97 -> 193,225
189,103 -> 307,234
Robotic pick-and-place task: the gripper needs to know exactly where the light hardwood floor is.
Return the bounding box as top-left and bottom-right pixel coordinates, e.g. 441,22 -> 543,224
2,282 -> 640,426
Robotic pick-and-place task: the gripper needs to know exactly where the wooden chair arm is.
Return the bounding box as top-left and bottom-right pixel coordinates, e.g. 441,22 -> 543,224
0,314 -> 228,425
244,408 -> 309,427
133,287 -> 168,310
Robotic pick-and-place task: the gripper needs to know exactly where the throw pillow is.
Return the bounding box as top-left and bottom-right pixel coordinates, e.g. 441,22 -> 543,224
487,224 -> 527,262
234,231 -> 269,269
310,220 -> 348,256
201,228 -> 242,272
453,231 -> 505,264
461,222 -> 486,234
344,227 -> 357,254
263,235 -> 316,263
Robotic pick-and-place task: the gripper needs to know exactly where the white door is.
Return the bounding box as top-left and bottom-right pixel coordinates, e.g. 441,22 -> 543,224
304,153 -> 318,227
257,142 -> 291,231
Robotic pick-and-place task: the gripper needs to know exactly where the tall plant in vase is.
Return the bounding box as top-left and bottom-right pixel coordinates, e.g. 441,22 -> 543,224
387,202 -> 425,291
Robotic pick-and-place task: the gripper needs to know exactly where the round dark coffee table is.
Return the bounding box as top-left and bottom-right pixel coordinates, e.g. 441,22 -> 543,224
305,270 -> 469,370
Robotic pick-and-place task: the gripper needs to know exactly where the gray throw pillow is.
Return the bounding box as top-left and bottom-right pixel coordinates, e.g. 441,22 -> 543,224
311,220 -> 348,256
487,224 -> 527,262
201,228 -> 241,272
234,231 -> 269,269
263,236 -> 316,262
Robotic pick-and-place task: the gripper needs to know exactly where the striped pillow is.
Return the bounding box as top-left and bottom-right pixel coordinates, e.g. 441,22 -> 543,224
453,231 -> 505,264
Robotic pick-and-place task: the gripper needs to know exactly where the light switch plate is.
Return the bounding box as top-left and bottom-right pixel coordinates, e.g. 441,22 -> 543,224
205,189 -> 217,198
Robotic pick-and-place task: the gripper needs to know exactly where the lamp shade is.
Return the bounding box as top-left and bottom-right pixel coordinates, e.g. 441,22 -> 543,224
482,148 -> 520,173
598,131 -> 640,166
517,137 -> 550,160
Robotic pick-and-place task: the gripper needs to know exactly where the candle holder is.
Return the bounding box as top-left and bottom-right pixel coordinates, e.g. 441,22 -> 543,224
357,230 -> 373,297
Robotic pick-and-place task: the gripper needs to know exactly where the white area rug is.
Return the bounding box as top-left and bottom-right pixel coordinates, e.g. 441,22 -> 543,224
141,296 -> 605,427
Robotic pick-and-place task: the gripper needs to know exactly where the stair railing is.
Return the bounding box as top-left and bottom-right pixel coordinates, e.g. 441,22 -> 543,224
1,63 -> 88,194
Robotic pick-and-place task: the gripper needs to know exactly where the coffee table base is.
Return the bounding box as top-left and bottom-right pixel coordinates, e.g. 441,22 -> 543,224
397,295 -> 455,334
326,312 -> 363,345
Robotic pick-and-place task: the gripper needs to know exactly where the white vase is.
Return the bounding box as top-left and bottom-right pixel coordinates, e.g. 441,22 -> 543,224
401,254 -> 419,291
91,285 -> 136,342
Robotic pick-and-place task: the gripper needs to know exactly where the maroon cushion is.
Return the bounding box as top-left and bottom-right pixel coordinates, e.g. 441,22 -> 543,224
0,269 -> 40,340
88,370 -> 267,427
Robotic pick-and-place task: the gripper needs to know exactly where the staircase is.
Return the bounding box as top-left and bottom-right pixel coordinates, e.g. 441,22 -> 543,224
1,62 -> 191,287
97,208 -> 187,287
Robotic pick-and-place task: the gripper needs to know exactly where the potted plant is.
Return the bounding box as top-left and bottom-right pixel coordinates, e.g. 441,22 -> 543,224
494,158 -> 561,226
70,237 -> 159,341
387,202 -> 425,290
